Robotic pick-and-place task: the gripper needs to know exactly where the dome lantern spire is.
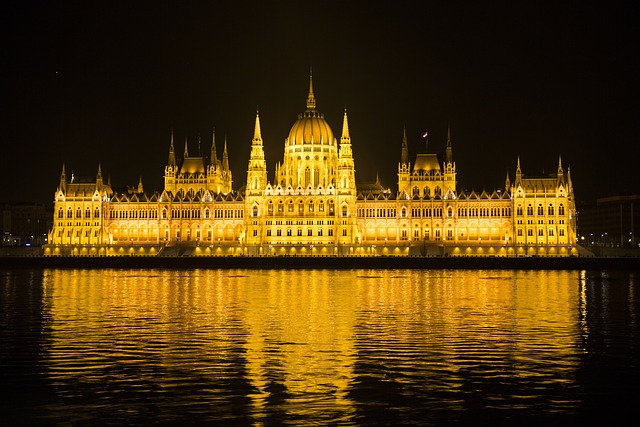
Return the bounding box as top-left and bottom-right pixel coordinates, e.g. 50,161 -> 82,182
306,67 -> 316,111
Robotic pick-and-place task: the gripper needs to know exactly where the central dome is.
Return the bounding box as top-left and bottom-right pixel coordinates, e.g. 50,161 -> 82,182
287,73 -> 335,146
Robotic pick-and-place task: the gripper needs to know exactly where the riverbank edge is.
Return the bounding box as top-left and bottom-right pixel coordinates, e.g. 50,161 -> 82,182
1,255 -> 639,270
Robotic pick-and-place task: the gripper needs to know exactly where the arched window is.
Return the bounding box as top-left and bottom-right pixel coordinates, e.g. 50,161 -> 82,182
342,205 -> 348,217
309,201 -> 314,212
548,205 -> 554,216
537,204 -> 544,215
267,202 -> 273,214
559,204 -> 565,215
305,167 -> 311,187
527,204 -> 533,215
252,206 -> 259,217
516,205 -> 523,216
58,208 -> 64,219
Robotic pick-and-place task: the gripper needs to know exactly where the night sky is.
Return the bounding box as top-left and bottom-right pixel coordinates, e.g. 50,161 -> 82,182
2,1 -> 638,206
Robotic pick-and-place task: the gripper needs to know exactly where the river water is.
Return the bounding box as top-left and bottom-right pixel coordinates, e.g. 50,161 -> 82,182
1,268 -> 638,426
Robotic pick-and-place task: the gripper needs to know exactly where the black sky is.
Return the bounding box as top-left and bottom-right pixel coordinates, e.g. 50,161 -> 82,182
1,0 -> 638,206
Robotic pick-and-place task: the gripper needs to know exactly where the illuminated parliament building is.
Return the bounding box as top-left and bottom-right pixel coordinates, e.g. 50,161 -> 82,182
45,74 -> 577,257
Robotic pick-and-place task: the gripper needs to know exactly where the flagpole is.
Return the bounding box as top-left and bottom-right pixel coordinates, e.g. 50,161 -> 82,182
423,130 -> 429,153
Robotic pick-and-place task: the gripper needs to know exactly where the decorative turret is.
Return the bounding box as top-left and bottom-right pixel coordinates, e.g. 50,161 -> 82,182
183,136 -> 189,160
210,128 -> 218,168
246,109 -> 267,193
167,129 -> 177,168
338,108 -> 356,192
446,124 -> 453,164
397,127 -> 411,195
557,155 -> 564,184
400,126 -> 409,165
222,139 -> 230,171
59,163 -> 67,194
164,130 -> 178,192
137,175 -> 144,193
443,125 -> 456,196
96,163 -> 103,186
515,156 -> 522,186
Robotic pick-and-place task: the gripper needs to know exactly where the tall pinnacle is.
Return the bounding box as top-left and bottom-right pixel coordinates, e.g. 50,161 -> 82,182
401,126 -> 409,165
253,109 -> 262,144
306,67 -> 316,110
168,129 -> 176,167
211,128 -> 218,165
341,108 -> 350,140
446,124 -> 453,164
223,138 -> 229,170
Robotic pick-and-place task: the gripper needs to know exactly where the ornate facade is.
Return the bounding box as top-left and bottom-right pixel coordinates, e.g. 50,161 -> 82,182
45,74 -> 577,257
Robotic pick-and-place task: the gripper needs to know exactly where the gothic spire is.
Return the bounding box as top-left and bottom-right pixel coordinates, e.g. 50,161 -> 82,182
306,67 -> 316,110
59,163 -> 67,192
183,136 -> 189,158
211,128 -> 218,165
515,156 -> 522,184
96,163 -> 103,186
446,124 -> 453,164
401,126 -> 409,165
341,108 -> 350,140
253,109 -> 263,144
168,129 -> 176,167
223,137 -> 229,170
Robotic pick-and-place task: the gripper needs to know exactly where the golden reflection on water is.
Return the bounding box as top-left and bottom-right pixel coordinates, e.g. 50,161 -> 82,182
41,268 -> 582,421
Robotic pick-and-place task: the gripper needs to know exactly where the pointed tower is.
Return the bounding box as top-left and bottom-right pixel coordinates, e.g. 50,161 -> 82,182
556,155 -> 564,186
137,175 -> 144,193
443,124 -> 457,197
515,156 -> 522,186
210,128 -> 218,169
58,163 -> 67,195
505,171 -> 511,193
338,108 -> 356,193
246,109 -> 268,194
222,138 -> 230,171
401,126 -> 409,165
220,137 -> 233,193
446,124 -> 453,164
96,163 -> 103,185
397,127 -> 411,195
164,130 -> 178,192
336,107 -> 359,248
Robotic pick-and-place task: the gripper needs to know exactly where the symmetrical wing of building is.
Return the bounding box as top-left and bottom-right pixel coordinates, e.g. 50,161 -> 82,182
45,75 -> 577,257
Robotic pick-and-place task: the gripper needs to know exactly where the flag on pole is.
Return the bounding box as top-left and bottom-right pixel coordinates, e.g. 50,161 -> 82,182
423,131 -> 429,138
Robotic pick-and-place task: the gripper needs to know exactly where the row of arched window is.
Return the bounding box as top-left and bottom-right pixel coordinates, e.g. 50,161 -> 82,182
58,207 -> 100,219
516,203 -> 565,216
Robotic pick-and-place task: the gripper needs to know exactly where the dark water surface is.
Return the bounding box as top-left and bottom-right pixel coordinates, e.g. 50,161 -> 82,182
1,268 -> 638,426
